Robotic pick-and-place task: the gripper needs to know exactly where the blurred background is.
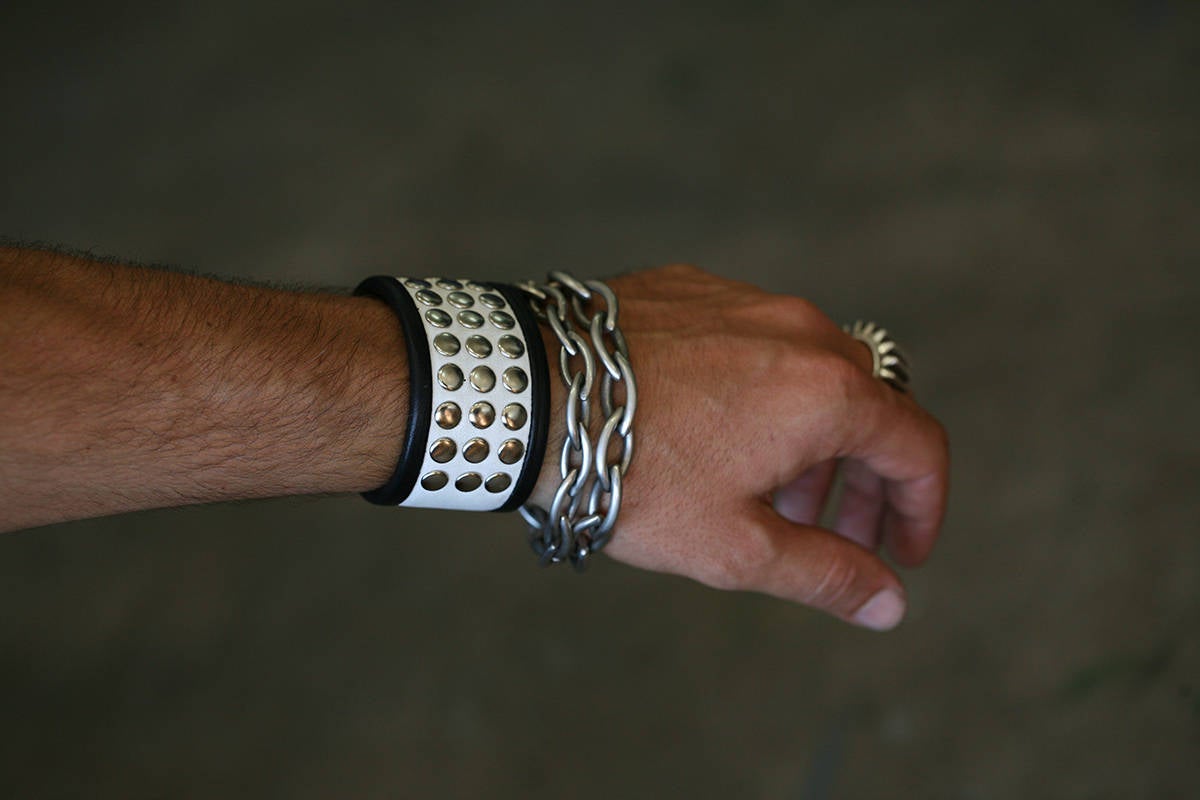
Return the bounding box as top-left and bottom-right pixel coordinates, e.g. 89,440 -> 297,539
2,1 -> 1198,797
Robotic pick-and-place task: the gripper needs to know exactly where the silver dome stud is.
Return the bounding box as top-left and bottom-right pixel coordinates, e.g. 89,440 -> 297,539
437,364 -> 464,391
465,335 -> 492,359
502,403 -> 527,430
433,333 -> 461,356
455,472 -> 483,492
435,402 -> 461,429
470,366 -> 495,392
430,437 -> 457,463
458,310 -> 484,328
421,471 -> 448,491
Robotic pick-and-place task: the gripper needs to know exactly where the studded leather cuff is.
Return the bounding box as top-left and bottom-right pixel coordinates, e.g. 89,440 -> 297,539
354,276 -> 549,512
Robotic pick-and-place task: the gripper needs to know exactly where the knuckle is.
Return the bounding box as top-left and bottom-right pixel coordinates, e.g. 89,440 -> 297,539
808,349 -> 872,407
766,346 -> 866,416
658,262 -> 704,278
827,348 -> 872,387
777,293 -> 823,317
756,294 -> 824,331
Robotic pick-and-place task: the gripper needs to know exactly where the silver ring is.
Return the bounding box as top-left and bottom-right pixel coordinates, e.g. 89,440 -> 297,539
844,320 -> 911,393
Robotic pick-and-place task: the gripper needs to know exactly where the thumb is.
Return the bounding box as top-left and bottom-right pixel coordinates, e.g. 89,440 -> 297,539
750,502 -> 908,631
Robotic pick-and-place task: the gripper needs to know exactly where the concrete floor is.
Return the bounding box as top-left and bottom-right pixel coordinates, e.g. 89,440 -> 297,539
2,2 -> 1197,797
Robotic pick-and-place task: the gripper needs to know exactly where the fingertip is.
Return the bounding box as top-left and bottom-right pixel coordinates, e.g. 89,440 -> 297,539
850,586 -> 907,631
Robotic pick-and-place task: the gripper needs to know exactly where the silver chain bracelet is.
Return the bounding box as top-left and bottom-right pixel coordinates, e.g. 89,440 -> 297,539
517,271 -> 637,571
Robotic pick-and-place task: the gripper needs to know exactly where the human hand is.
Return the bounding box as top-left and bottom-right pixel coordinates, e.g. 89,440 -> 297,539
535,264 -> 949,631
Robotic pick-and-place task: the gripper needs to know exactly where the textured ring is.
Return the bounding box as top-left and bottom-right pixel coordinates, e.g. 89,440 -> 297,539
844,320 -> 911,393
356,276 -> 548,511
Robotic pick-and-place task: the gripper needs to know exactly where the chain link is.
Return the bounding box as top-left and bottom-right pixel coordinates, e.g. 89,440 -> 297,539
517,272 -> 636,571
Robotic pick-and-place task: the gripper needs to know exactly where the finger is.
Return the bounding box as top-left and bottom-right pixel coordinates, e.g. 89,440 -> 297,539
807,364 -> 949,567
833,458 -> 885,550
882,466 -> 948,567
845,391 -> 948,566
772,459 -> 838,526
749,502 -> 907,631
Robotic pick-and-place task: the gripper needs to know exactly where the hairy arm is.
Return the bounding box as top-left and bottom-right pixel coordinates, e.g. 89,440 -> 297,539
0,246 -> 414,531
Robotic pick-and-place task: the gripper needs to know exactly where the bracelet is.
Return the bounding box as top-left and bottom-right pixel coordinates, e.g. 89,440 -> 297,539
356,271 -> 637,572
517,271 -> 637,571
355,276 -> 549,512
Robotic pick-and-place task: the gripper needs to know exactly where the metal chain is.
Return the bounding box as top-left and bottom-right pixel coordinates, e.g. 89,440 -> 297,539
516,271 -> 637,571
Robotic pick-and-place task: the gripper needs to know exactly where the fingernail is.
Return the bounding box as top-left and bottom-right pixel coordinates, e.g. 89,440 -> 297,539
853,588 -> 906,631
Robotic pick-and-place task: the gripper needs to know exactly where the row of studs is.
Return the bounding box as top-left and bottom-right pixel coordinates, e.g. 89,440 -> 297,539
435,363 -> 526,393
426,435 -> 524,465
421,470 -> 512,494
434,400 -> 526,431
412,286 -> 508,312
426,307 -> 515,331
429,331 -> 525,360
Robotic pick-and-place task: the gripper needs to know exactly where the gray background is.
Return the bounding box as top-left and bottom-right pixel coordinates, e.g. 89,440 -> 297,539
2,1 -> 1198,797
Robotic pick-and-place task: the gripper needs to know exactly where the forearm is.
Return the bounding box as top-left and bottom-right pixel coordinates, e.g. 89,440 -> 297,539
0,246 -> 412,531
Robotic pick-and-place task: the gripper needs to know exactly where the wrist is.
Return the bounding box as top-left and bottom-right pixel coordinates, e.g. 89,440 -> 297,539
328,294 -> 412,492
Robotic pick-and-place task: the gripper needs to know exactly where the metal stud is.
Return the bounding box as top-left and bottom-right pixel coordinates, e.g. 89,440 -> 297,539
466,281 -> 491,291
458,310 -> 484,328
415,289 -> 442,306
497,335 -> 524,358
426,309 -> 452,328
469,401 -> 495,428
455,472 -> 482,492
470,366 -> 495,392
435,402 -> 461,429
421,470 -> 448,491
485,473 -> 512,493
502,367 -> 527,392
430,437 -> 456,463
436,279 -> 463,290
465,335 -> 492,358
434,333 -> 461,356
479,292 -> 506,309
438,363 -> 464,390
498,439 -> 525,465
489,310 -> 515,330
502,403 -> 527,430
405,278 -> 431,289
463,437 -> 489,463
447,291 -> 474,309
